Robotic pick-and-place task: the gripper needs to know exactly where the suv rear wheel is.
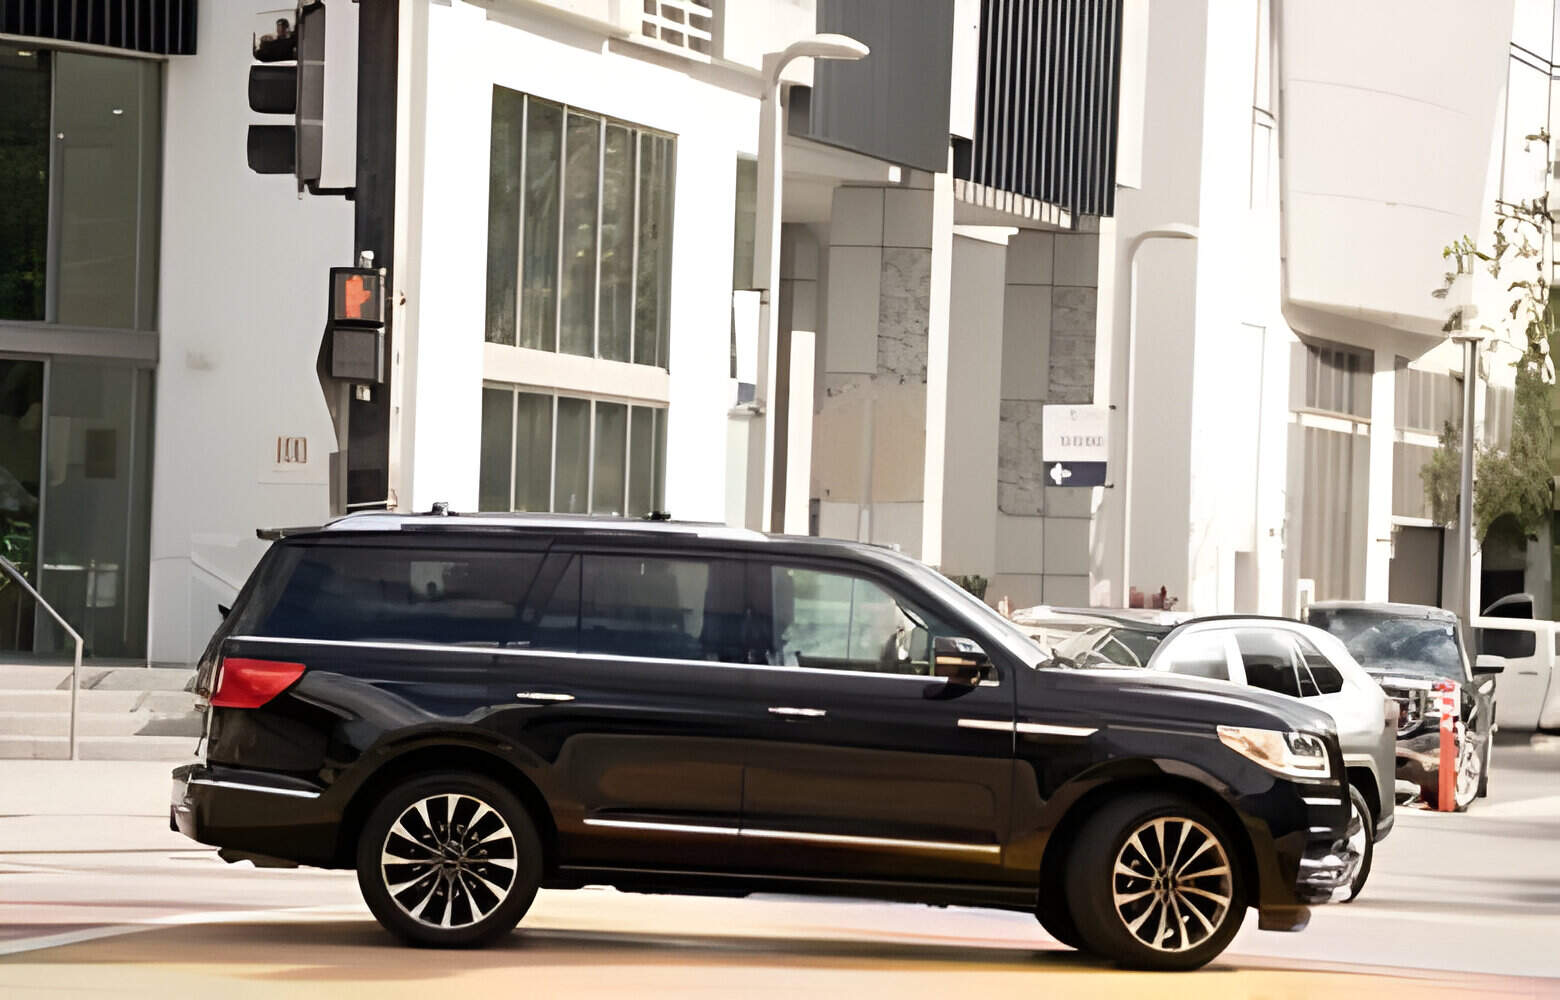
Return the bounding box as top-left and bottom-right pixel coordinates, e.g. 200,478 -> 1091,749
356,772 -> 542,947
1064,792 -> 1247,970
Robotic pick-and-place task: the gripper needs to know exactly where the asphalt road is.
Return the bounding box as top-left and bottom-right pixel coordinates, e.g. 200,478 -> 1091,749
3,740 -> 1559,999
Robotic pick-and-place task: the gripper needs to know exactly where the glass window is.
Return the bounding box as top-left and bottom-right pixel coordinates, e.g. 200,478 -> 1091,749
254,545 -> 544,646
485,88 -> 674,367
764,565 -> 952,675
513,391 -> 553,512
0,47 -> 159,331
636,133 -> 675,368
1479,627 -> 1536,659
599,124 -> 635,362
480,386 -> 664,516
1292,634 -> 1345,695
559,112 -> 600,357
0,47 -> 50,322
578,554 -> 745,661
1235,630 -> 1300,697
591,401 -> 627,515
484,87 -> 525,346
554,396 -> 590,514
627,405 -> 654,516
478,388 -> 513,511
1154,631 -> 1230,681
520,98 -> 562,350
1300,339 -> 1372,417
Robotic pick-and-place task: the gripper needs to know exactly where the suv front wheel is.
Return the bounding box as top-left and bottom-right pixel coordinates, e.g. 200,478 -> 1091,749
356,772 -> 542,947
1064,792 -> 1247,970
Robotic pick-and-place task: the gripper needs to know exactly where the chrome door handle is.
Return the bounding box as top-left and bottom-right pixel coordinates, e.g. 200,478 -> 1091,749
768,706 -> 826,718
516,691 -> 575,702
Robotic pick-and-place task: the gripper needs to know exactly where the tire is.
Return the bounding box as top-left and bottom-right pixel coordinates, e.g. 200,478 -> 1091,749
1339,784 -> 1374,903
356,771 -> 542,948
1064,792 -> 1248,971
1477,734 -> 1491,798
1035,892 -> 1089,952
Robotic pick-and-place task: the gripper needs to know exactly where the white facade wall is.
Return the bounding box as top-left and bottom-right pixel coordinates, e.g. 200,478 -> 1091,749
150,0 -> 351,664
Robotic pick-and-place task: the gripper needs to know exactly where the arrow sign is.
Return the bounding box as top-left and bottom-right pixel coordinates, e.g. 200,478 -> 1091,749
1043,461 -> 1106,488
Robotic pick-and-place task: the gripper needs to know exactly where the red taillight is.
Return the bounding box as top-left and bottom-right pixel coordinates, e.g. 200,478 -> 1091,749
210,657 -> 306,709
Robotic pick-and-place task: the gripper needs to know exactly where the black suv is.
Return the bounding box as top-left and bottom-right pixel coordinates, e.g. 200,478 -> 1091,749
172,512 -> 1358,970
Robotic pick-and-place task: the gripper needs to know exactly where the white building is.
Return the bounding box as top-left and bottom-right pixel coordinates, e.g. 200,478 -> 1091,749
1099,0 -> 1549,618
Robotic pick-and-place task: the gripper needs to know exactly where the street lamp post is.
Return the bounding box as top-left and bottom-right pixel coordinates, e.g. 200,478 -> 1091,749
1451,331 -> 1485,627
1119,225 -> 1199,606
749,34 -> 869,533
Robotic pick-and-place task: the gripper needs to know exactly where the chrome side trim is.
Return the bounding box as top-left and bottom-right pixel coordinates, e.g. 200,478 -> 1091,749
741,827 -> 1001,855
581,817 -> 998,855
768,706 -> 826,717
187,778 -> 321,800
583,818 -> 740,837
957,718 -> 1013,733
1302,797 -> 1342,807
1016,722 -> 1097,738
515,691 -> 575,702
226,634 -> 1003,689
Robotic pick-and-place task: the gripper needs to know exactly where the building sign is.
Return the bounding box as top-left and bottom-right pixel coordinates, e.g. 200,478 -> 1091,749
1042,404 -> 1109,487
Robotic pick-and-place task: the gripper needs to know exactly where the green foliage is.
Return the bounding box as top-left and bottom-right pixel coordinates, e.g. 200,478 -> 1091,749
949,574 -> 988,600
1425,174 -> 1556,540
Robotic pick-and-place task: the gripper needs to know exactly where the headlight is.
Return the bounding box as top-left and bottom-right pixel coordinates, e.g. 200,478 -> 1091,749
1217,726 -> 1332,780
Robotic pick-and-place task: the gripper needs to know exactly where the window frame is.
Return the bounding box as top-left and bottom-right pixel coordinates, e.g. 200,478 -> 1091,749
484,87 -> 675,370
745,555 -> 1004,685
480,382 -> 666,516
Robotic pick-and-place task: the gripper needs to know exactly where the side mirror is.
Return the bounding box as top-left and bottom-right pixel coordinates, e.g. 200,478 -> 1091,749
1473,654 -> 1506,676
933,636 -> 991,684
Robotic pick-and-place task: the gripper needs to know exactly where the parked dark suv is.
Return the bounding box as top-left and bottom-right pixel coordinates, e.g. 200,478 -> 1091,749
172,512 -> 1358,970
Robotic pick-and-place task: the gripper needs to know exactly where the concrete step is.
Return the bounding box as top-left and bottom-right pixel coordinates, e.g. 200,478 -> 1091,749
1,690 -> 145,713
0,666 -> 80,689
0,735 -> 198,761
0,711 -> 203,738
89,667 -> 195,692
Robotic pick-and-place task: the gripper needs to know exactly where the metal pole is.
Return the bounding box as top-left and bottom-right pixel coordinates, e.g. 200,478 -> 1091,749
1454,334 -> 1480,627
1119,226 -> 1198,606
0,555 -> 85,760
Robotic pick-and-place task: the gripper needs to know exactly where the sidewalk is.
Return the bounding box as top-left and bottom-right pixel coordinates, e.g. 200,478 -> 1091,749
0,760 -> 194,853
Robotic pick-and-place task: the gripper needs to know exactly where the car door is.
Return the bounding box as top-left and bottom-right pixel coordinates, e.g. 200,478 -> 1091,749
482,547 -> 756,873
1476,622 -> 1547,731
730,557 -> 1017,885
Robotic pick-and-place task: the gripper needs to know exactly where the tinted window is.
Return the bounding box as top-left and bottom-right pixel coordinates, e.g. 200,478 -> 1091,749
1235,631 -> 1300,697
763,565 -> 953,675
250,544 -> 543,645
1480,627 -> 1535,659
1155,632 -> 1229,680
1292,634 -> 1345,696
575,554 -> 746,662
1310,610 -> 1465,680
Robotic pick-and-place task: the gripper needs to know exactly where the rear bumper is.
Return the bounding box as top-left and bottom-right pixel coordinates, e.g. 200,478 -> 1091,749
171,763 -> 340,867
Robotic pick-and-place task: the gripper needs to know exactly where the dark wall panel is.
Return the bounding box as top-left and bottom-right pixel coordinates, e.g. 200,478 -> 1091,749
806,0 -> 955,174
1,1 -> 198,55
959,0 -> 1121,218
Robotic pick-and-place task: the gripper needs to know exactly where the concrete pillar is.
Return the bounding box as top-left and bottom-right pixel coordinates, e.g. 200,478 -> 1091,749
811,174 -> 948,558
1363,350 -> 1397,600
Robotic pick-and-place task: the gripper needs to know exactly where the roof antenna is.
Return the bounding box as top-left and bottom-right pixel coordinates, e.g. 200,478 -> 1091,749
429,501 -> 450,516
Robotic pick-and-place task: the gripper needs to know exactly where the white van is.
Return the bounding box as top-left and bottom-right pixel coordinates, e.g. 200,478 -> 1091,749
1473,615 -> 1560,732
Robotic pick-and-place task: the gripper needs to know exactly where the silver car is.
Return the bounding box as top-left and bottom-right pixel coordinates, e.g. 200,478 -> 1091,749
1013,611 -> 1395,901
1143,618 -> 1395,901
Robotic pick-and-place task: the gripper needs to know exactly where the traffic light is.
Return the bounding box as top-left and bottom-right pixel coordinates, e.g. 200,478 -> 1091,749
247,1 -> 356,195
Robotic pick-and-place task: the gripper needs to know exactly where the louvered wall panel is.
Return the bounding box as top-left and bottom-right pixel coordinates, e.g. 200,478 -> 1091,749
1,0 -> 198,56
960,0 -> 1121,219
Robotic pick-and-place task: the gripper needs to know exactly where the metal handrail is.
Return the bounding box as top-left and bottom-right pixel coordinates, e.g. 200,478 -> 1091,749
0,555 -> 85,760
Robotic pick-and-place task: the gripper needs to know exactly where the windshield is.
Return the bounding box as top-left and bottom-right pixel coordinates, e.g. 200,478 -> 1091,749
1308,609 -> 1467,681
1051,624 -> 1165,667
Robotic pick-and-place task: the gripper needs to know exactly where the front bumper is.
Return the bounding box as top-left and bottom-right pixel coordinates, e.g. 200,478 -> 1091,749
171,763 -> 339,867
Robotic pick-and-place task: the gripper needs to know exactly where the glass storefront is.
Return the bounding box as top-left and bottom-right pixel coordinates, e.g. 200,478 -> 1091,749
0,43 -> 159,659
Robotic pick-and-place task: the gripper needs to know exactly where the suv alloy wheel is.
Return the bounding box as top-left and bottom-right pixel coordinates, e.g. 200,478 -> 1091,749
356,772 -> 543,947
1064,793 -> 1247,970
